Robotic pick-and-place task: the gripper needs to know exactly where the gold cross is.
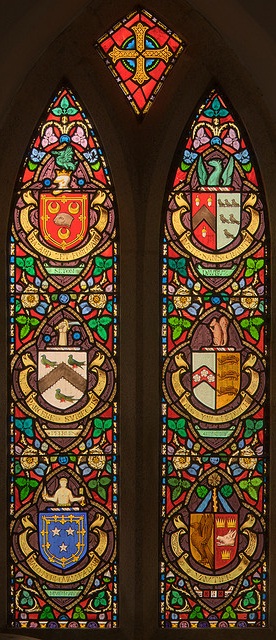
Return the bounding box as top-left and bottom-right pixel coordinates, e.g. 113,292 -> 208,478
109,22 -> 172,85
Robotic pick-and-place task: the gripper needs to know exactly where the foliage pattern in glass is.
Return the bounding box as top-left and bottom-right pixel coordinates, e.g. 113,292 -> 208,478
9,87 -> 118,629
161,89 -> 268,628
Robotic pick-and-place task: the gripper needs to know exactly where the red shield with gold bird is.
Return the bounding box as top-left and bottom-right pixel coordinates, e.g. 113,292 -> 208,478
39,192 -> 89,251
189,513 -> 239,570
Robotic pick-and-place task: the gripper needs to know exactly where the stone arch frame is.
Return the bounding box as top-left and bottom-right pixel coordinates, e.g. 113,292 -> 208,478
0,1 -> 275,639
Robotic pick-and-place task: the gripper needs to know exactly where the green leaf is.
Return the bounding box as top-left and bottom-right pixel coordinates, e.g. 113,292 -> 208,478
172,486 -> 182,501
255,420 -> 263,431
99,316 -> 112,326
97,485 -> 107,500
93,267 -> 104,276
245,268 -> 254,277
220,484 -> 233,498
168,259 -> 177,271
16,315 -> 27,325
29,479 -> 39,489
95,256 -> 105,268
52,107 -> 62,116
15,477 -> 27,487
99,476 -> 111,486
196,485 -> 208,499
20,485 -> 30,501
175,426 -> 187,438
251,477 -> 262,487
172,326 -> 183,341
93,428 -> 102,438
189,604 -> 204,619
97,324 -> 108,341
88,318 -> 98,329
25,256 -> 34,266
106,461 -> 112,474
15,300 -> 22,312
28,161 -> 37,171
180,161 -> 190,171
16,257 -> 24,268
239,480 -> 249,490
240,319 -> 250,329
243,162 -> 252,172
218,108 -> 229,117
168,317 -> 180,327
15,461 -> 21,474
168,301 -> 174,313
204,108 -> 215,118
256,259 -> 264,270
171,589 -> 184,606
181,480 -> 191,489
91,161 -> 101,171
40,605 -> 55,620
167,461 -> 173,475
67,107 -> 78,115
103,419 -> 112,430
180,318 -> 192,328
104,259 -> 113,270
246,258 -> 255,269
60,96 -> 69,110
93,597 -> 101,608
94,418 -> 103,429
20,324 -> 31,340
252,317 -> 264,326
168,419 -> 177,430
249,325 -> 260,341
88,479 -> 98,489
168,478 -> 180,487
26,266 -> 35,276
212,97 -> 221,113
30,317 -> 40,326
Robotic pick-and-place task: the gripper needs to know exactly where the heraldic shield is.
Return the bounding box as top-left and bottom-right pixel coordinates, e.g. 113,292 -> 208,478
39,509 -> 88,570
189,512 -> 238,571
192,348 -> 241,411
39,192 -> 89,251
191,189 -> 241,251
38,349 -> 87,410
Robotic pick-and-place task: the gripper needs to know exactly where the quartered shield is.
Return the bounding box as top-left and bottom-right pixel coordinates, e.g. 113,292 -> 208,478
190,513 -> 238,571
38,349 -> 87,409
192,349 -> 240,411
191,190 -> 241,251
39,192 -> 89,251
39,510 -> 88,569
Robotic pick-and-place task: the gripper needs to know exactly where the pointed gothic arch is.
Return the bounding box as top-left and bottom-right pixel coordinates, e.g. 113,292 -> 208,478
0,1 -> 275,639
161,86 -> 268,627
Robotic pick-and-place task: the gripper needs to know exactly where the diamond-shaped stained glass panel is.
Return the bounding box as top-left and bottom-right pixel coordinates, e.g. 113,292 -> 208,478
96,9 -> 185,116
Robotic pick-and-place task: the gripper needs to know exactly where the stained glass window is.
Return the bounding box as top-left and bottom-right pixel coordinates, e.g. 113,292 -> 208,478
9,86 -> 118,629
161,89 -> 267,628
96,8 -> 185,117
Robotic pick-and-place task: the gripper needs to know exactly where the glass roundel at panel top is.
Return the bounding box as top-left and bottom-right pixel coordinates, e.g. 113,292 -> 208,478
161,88 -> 268,628
9,86 -> 118,629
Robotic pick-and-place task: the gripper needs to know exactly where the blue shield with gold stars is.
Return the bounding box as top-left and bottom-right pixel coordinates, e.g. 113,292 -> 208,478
39,509 -> 88,569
